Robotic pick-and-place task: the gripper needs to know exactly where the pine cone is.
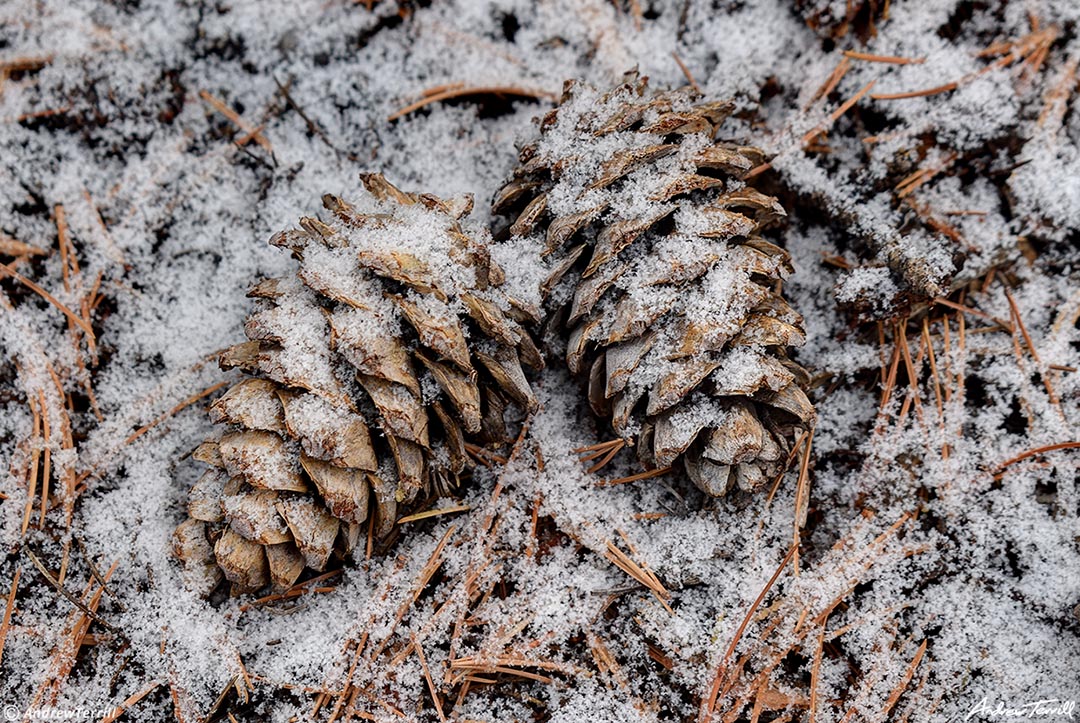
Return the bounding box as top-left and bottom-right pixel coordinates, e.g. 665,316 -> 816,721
492,72 -> 814,497
173,174 -> 541,595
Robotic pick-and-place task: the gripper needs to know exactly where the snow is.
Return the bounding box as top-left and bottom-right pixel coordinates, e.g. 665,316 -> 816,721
1,0 -> 1079,721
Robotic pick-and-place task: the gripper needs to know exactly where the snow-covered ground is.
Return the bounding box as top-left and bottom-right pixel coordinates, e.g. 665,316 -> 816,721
1,1 -> 1078,720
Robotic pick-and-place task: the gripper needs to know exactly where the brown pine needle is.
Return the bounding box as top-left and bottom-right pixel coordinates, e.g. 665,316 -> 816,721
388,85 -> 558,122
700,543 -> 797,721
198,90 -> 273,152
807,58 -> 851,109
101,680 -> 164,723
792,429 -> 814,574
994,441 -> 1080,474
413,635 -> 447,723
0,567 -> 19,665
74,537 -> 126,611
605,532 -> 673,614
0,232 -> 47,257
671,52 -> 701,93
872,81 -> 959,100
39,389 -> 50,529
931,297 -> 1012,331
25,549 -> 121,635
897,323 -> 924,425
598,466 -> 671,487
1004,289 -> 1060,406
842,50 -> 925,65
808,620 -> 826,723
586,443 -> 624,473
124,380 -> 228,446
396,504 -> 471,525
0,55 -> 53,72
573,438 -> 624,455
0,262 -> 96,339
880,640 -> 928,719
575,438 -> 624,462
803,79 -> 878,146
21,395 -> 41,537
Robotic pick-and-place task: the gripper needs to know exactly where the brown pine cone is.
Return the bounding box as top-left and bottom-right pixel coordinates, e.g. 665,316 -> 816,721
492,72 -> 814,497
173,174 -> 541,595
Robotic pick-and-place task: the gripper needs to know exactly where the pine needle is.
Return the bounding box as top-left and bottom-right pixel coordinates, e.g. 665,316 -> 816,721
842,50 -> 925,64
700,544 -> 797,721
0,567 -> 19,665
396,505 -> 471,524
388,85 -> 558,122
0,262 -> 96,339
25,549 -> 122,635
